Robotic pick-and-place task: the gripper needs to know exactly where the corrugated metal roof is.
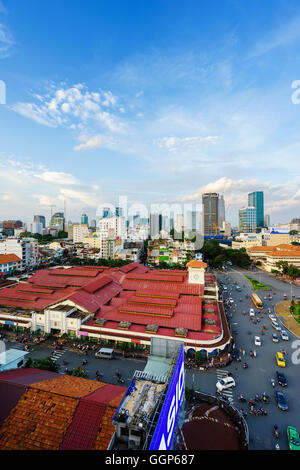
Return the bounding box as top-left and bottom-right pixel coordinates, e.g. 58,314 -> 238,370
60,401 -> 106,450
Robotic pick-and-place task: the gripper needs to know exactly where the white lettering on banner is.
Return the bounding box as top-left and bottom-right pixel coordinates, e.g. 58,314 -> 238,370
158,361 -> 185,450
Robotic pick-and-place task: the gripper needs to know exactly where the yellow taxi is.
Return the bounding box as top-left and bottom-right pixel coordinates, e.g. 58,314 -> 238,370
276,352 -> 286,368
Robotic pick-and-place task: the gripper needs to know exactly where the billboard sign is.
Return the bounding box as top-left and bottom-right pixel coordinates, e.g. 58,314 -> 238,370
149,344 -> 184,450
270,225 -> 290,234
115,236 -> 122,246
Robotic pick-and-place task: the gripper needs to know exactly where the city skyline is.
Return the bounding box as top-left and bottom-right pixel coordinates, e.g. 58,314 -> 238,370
1,0 -> 300,224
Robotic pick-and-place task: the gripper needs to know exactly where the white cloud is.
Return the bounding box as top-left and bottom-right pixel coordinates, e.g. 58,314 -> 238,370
74,135 -> 105,152
248,15 -> 300,59
59,188 -> 99,207
11,103 -> 58,127
11,83 -> 124,134
0,23 -> 14,58
156,135 -> 219,153
33,194 -> 57,207
34,171 -> 80,185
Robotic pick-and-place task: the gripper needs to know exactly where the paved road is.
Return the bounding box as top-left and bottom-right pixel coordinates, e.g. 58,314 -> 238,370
15,343 -> 148,387
185,268 -> 300,450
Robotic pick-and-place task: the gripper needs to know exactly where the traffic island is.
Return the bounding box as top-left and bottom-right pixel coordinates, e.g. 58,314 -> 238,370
276,301 -> 300,339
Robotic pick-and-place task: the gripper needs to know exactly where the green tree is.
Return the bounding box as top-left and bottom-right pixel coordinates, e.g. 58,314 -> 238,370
276,261 -> 289,275
24,356 -> 60,372
287,264 -> 300,280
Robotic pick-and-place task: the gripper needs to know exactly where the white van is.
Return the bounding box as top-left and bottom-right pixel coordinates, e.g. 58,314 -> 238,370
95,347 -> 115,359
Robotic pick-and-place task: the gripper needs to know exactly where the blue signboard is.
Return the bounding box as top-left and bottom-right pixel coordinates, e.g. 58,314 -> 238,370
149,344 -> 185,450
5,321 -> 14,326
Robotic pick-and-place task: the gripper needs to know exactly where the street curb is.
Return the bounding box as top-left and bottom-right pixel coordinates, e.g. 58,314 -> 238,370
274,303 -> 300,340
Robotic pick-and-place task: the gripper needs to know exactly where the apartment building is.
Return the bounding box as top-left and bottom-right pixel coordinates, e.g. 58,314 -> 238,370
0,238 -> 38,267
72,224 -> 90,243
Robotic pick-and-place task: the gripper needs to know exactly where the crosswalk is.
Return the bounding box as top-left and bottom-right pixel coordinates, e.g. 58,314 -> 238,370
9,342 -> 25,350
216,369 -> 234,403
50,350 -> 65,362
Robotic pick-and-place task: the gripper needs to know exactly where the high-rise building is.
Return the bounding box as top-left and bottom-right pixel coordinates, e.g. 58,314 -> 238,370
150,213 -> 160,239
72,224 -> 90,243
28,222 -> 43,235
248,191 -> 264,229
90,219 -> 97,229
218,195 -> 225,226
202,193 -> 219,235
264,214 -> 270,228
50,212 -> 65,232
81,213 -> 88,225
101,207 -> 112,219
239,206 -> 256,232
33,215 -> 46,228
115,207 -> 123,217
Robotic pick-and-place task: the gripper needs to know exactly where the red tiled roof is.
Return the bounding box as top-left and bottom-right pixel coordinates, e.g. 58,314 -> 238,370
0,254 -> 21,264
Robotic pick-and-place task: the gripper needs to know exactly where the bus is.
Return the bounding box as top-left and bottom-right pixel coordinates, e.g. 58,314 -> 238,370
251,293 -> 263,309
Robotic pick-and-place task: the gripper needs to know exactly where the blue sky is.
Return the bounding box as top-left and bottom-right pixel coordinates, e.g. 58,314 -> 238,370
0,0 -> 300,225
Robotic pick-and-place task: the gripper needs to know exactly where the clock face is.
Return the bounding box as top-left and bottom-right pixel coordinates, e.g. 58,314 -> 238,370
193,274 -> 199,280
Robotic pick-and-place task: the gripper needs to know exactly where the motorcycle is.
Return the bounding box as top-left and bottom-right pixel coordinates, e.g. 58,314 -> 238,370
117,376 -> 125,384
271,378 -> 275,388
243,363 -> 248,369
238,395 -> 246,402
274,426 -> 279,439
257,408 -> 267,416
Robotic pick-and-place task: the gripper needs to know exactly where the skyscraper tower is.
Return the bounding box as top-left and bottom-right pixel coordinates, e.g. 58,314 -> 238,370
81,213 -> 88,225
202,193 -> 224,235
248,191 -> 264,230
33,215 -> 46,228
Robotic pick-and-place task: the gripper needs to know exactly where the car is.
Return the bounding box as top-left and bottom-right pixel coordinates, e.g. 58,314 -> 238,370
276,371 -> 287,387
281,330 -> 289,341
269,296 -> 273,300
287,426 -> 300,450
272,334 -> 279,343
276,390 -> 288,411
229,298 -> 234,303
249,308 -> 255,317
272,321 -> 281,331
283,294 -> 288,300
269,314 -> 276,321
254,336 -> 261,346
216,376 -> 236,392
276,352 -> 286,367
264,296 -> 267,300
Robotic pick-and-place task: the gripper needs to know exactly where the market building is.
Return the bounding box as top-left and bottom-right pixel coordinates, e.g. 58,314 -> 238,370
0,261 -> 231,356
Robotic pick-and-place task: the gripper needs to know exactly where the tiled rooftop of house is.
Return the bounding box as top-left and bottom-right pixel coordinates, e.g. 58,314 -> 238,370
0,368 -> 126,450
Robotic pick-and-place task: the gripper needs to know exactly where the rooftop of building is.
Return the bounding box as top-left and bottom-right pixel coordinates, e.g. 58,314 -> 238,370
248,244 -> 300,256
0,262 -> 223,343
0,254 -> 22,264
0,368 -> 126,450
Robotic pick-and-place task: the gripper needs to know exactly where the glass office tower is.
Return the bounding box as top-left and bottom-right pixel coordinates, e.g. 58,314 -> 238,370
248,191 -> 264,229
